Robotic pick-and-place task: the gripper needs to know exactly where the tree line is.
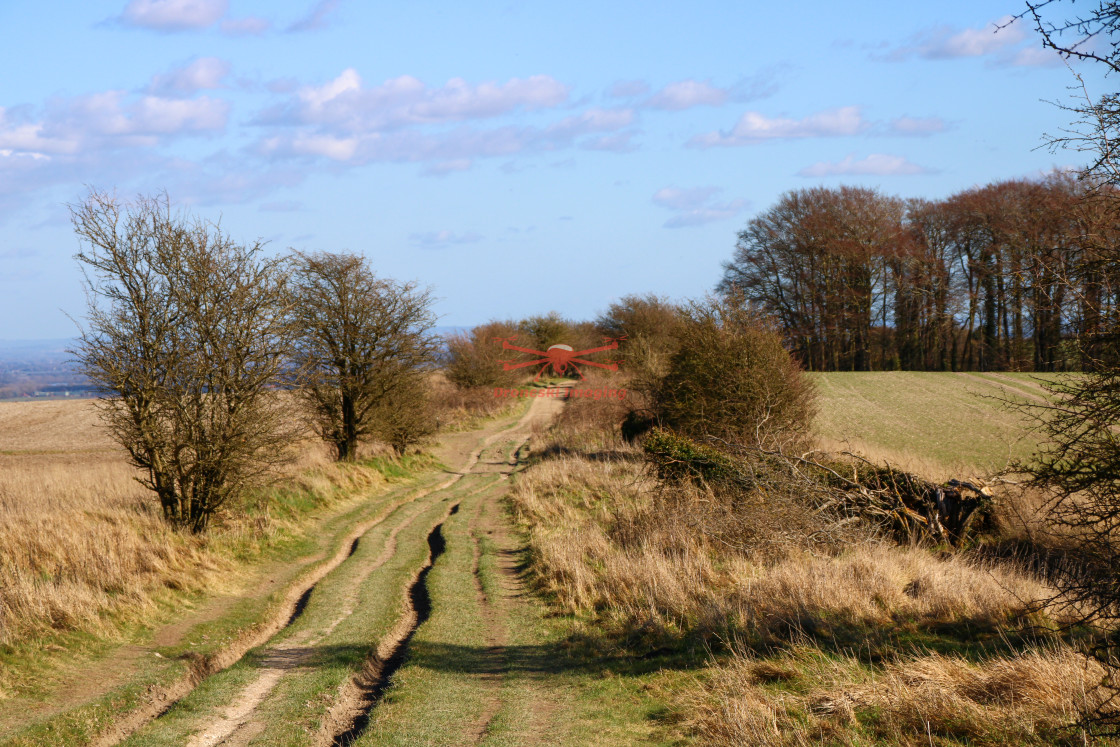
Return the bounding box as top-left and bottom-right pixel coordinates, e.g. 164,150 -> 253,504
720,173 -> 1120,372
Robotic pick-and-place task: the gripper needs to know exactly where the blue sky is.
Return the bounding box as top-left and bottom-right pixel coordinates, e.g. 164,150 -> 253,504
0,0 -> 1107,339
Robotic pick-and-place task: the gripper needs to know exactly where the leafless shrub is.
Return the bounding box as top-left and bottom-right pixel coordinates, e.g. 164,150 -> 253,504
652,293 -> 815,452
443,320 -> 522,389
286,251 -> 440,461
70,190 -> 293,532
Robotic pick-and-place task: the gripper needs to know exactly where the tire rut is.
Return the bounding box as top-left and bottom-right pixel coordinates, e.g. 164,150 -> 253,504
93,486 -> 431,747
96,398 -> 556,746
188,489 -> 480,747
324,515 -> 452,746
466,492 -> 509,743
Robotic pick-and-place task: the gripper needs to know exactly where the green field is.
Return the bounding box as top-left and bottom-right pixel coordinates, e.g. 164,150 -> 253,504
811,371 -> 1068,480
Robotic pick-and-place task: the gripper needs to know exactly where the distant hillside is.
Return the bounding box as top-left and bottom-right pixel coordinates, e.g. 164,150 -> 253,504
0,330 -> 472,400
0,339 -> 90,399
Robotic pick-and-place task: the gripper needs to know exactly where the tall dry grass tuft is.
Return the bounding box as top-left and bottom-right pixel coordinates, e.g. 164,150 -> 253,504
427,372 -> 520,432
683,644 -> 1108,746
512,449 -> 1055,647
0,399 -> 393,655
0,456 -> 217,645
509,362 -> 1118,742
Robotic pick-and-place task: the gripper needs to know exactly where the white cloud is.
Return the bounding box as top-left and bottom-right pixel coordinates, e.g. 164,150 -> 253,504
1008,45 -> 1066,67
130,96 -> 229,134
0,109 -> 79,155
883,15 -> 1056,66
0,91 -> 228,167
920,16 -> 1024,58
148,57 -> 230,96
652,185 -> 747,228
264,70 -> 571,131
284,133 -> 358,160
664,200 -> 748,228
652,186 -> 721,211
645,79 -> 727,110
409,230 -> 483,247
258,110 -> 633,165
690,106 -> 867,147
888,115 -> 947,136
251,71 -> 632,168
0,149 -> 50,161
119,0 -> 228,31
797,153 -> 932,177
221,16 -> 271,35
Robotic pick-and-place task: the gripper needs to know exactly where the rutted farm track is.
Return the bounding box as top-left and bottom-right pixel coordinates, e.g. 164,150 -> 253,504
63,393 -> 567,747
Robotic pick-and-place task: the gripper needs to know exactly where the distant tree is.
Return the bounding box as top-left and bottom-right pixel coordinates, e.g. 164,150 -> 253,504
443,320 -> 522,389
597,294 -> 683,411
516,312 -> 600,353
70,190 -> 292,533
286,251 -> 440,461
721,186 -> 906,372
654,293 -> 815,450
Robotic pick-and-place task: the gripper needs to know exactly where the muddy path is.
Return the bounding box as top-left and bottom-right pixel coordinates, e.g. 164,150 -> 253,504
104,391 -> 567,746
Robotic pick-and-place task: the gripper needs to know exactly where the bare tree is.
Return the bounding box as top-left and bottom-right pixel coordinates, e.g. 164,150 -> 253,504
286,251 -> 439,461
1006,2 -> 1120,733
70,190 -> 293,533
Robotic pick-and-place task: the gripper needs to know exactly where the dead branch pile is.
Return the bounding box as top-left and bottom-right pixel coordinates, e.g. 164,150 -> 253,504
641,428 -> 996,548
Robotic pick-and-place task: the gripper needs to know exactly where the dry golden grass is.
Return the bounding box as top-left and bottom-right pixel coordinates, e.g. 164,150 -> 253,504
0,398 -> 388,653
512,453 -> 1055,641
683,644 -> 1108,746
511,438 -> 1108,742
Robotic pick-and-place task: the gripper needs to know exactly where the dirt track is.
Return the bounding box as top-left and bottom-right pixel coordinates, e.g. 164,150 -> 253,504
83,390 -> 569,745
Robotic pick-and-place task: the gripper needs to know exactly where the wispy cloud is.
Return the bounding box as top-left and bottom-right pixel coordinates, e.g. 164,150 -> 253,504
887,115 -> 947,136
258,69 -> 571,130
690,105 -> 868,147
652,186 -> 747,228
147,57 -> 230,96
881,15 -> 1061,67
221,16 -> 271,35
257,108 -> 634,165
287,0 -> 341,32
408,230 -> 483,247
117,0 -> 228,31
252,70 -> 633,168
639,70 -> 782,112
652,186 -> 721,211
797,153 -> 933,177
645,79 -> 728,110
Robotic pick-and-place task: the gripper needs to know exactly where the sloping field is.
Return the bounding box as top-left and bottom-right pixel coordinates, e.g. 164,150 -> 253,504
811,371 -> 1067,481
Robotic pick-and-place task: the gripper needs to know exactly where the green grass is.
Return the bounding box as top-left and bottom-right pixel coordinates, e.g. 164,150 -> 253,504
117,473 -> 495,746
2,462 -> 459,746
811,371 -> 1068,478
361,491 -> 684,746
